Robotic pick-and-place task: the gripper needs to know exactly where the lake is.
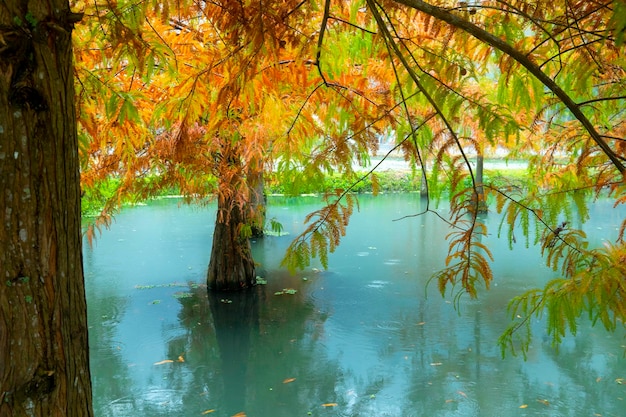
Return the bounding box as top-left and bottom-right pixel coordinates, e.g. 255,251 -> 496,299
84,193 -> 626,417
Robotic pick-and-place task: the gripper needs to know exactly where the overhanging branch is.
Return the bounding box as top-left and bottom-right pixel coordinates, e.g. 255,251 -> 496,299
392,0 -> 626,176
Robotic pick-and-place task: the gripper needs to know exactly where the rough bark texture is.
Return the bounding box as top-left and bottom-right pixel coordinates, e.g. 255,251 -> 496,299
0,2 -> 94,416
207,191 -> 257,291
247,161 -> 266,238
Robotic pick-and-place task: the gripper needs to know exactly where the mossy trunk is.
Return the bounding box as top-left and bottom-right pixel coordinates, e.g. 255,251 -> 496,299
0,2 -> 93,416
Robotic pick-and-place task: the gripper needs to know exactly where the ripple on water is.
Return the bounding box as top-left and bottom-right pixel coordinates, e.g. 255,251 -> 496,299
100,303 -> 122,327
367,280 -> 389,289
103,388 -> 184,416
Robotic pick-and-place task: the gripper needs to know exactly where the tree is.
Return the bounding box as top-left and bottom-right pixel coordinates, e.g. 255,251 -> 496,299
74,0 -> 625,354
287,0 -> 626,355
0,1 -> 93,416
75,0 -> 395,291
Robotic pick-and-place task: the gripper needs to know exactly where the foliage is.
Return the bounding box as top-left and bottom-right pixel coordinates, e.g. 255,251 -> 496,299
73,0 -> 626,354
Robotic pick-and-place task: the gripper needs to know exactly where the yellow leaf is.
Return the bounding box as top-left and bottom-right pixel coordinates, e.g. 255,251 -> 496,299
153,360 -> 174,365
201,410 -> 215,415
519,404 -> 528,409
177,355 -> 185,363
231,413 -> 246,417
322,403 -> 338,407
283,378 -> 296,384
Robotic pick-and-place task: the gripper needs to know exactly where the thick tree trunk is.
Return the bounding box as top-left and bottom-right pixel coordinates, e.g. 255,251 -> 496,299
0,2 -> 93,416
247,161 -> 266,238
207,191 -> 257,291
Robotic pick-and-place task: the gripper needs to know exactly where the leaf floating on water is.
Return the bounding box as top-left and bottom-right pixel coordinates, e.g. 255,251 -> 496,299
231,413 -> 246,417
173,292 -> 193,299
417,322 -> 426,326
283,378 -> 296,384
275,288 -> 298,295
457,391 -> 467,398
615,378 -> 624,384
154,359 -> 174,365
177,355 -> 185,363
201,410 -> 215,415
321,403 -> 338,407
537,399 -> 550,406
519,404 -> 528,409
430,362 -> 443,366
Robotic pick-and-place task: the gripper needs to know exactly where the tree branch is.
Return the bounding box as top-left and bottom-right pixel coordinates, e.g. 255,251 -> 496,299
391,0 -> 626,176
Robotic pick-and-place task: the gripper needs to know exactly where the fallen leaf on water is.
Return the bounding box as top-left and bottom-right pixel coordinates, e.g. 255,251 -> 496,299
417,322 -> 426,326
201,410 -> 215,415
283,378 -> 296,384
321,403 -> 338,407
519,404 -> 528,409
457,391 -> 467,398
537,399 -> 550,406
231,412 -> 246,417
177,355 -> 185,363
430,362 -> 443,366
153,360 -> 174,365
596,377 -> 602,383
616,378 -> 624,385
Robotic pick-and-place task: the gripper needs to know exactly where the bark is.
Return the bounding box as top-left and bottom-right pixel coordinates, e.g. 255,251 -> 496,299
247,161 -> 266,238
0,2 -> 93,416
474,152 -> 488,214
419,164 -> 428,197
207,191 -> 257,291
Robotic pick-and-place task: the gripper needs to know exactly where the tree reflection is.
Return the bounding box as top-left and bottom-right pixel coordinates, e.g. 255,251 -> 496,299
166,270 -> 342,416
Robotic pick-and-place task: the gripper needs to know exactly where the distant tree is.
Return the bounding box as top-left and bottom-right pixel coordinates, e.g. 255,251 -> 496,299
0,1 -> 93,415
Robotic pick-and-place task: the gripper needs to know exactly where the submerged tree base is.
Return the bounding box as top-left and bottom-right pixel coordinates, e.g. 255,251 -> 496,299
207,194 -> 257,292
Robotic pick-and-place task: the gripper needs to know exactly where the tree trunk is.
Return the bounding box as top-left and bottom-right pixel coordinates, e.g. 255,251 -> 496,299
247,161 -> 266,238
474,152 -> 488,214
207,190 -> 257,291
0,3 -> 93,416
419,165 -> 428,197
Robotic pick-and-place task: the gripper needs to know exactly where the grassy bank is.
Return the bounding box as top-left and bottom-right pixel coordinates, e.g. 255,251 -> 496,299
82,165 -> 529,217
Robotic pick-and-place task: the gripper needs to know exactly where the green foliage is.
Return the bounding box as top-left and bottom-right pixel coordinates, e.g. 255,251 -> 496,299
267,169 -> 419,195
282,192 -> 357,272
81,178 -> 122,217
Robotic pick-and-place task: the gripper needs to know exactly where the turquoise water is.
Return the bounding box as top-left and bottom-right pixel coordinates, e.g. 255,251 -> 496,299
84,194 -> 626,417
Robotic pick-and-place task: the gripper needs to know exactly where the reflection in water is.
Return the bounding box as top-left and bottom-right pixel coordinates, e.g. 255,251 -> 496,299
84,194 -> 626,416
208,290 -> 258,415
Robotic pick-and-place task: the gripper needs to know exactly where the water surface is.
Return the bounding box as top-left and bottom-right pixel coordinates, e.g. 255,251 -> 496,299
84,194 -> 626,417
